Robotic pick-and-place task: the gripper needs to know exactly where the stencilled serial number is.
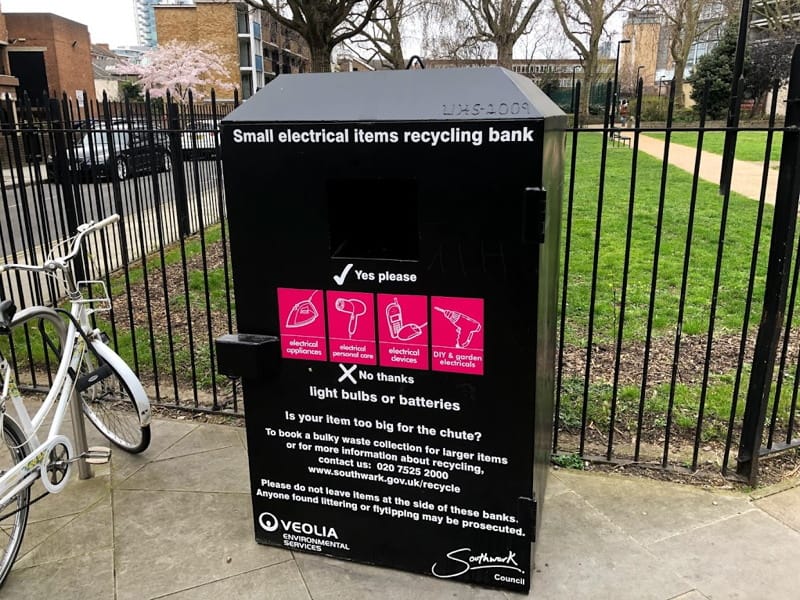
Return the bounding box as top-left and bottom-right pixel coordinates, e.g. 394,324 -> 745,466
442,102 -> 531,117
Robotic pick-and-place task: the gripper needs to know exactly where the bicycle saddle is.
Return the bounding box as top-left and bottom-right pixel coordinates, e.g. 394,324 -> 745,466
0,299 -> 16,333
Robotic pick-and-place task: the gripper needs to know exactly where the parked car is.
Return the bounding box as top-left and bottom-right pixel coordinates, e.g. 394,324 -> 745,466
47,126 -> 172,183
180,119 -> 219,160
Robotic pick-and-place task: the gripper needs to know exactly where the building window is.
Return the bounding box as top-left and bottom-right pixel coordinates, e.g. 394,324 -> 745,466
242,73 -> 253,99
239,39 -> 252,67
271,50 -> 279,73
237,8 -> 250,34
255,55 -> 263,71
253,22 -> 261,40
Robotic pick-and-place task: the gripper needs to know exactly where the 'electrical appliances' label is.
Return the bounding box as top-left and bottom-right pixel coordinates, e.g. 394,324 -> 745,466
277,288 -> 327,361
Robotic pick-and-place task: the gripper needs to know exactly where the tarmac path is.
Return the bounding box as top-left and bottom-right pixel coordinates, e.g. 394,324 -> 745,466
634,133 -> 779,204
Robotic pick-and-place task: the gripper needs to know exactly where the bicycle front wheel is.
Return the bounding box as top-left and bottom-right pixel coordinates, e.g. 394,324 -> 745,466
0,416 -> 31,588
79,344 -> 151,454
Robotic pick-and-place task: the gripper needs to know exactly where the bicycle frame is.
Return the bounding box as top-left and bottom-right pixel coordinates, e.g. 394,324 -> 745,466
0,213 -> 149,509
0,299 -> 87,507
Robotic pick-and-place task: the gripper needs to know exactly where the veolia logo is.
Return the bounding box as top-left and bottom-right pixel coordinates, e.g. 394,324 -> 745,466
258,511 -> 339,539
258,512 -> 280,532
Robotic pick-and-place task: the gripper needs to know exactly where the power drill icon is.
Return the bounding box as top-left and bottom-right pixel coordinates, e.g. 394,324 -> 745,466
434,307 -> 481,348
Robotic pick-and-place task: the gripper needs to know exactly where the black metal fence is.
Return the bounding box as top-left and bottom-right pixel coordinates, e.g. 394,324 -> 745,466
1,62 -> 799,484
0,90 -> 240,415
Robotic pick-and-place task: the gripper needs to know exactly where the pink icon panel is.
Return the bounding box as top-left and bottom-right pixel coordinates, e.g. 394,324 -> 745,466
277,288 -> 327,362
431,296 -> 484,375
326,291 -> 376,365
377,294 -> 429,370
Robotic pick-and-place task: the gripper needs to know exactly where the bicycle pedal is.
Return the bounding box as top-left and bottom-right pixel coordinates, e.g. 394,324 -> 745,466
84,446 -> 112,464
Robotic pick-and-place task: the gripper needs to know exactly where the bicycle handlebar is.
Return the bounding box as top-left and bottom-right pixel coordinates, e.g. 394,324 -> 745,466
0,214 -> 120,275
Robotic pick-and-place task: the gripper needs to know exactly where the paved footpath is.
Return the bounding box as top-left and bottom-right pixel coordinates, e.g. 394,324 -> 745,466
4,415 -> 800,599
634,133 -> 779,204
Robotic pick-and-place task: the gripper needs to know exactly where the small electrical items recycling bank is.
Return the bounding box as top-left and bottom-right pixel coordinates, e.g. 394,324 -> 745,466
216,66 -> 565,594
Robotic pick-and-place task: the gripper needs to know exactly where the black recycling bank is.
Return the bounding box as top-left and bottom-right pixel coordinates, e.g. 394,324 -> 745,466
215,66 -> 565,594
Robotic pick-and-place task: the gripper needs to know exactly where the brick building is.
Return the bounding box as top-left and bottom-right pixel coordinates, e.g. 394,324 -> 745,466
620,6 -> 727,102
155,0 -> 309,101
5,12 -> 94,104
0,11 -> 20,107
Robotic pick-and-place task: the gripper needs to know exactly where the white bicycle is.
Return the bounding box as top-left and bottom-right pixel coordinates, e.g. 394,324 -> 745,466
0,214 -> 151,587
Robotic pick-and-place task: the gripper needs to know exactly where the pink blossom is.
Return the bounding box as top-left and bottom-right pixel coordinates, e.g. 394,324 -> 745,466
109,41 -> 236,101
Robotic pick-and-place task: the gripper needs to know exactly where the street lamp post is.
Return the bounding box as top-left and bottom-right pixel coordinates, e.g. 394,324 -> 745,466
636,65 -> 645,83
610,39 -> 630,129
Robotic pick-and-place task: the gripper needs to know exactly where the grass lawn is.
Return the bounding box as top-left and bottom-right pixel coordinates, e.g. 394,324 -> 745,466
558,130 -> 791,440
642,130 -> 783,163
562,131 -> 773,347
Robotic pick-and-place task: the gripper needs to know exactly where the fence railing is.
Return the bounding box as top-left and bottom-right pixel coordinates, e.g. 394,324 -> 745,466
557,49 -> 800,485
1,69 -> 798,484
0,90 -> 240,415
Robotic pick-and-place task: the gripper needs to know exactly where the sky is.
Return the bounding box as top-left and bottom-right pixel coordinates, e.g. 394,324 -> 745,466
1,0 -> 138,47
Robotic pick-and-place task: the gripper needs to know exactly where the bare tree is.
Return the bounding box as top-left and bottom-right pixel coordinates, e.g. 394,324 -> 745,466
418,0 -> 492,62
458,0 -> 547,68
752,0 -> 800,33
242,0 -> 383,72
552,0 -> 629,119
343,0 -> 427,69
658,0 -> 727,107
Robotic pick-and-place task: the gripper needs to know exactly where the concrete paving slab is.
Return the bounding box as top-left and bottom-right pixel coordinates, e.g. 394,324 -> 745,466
12,513 -> 73,568
533,489 -> 693,600
155,421 -> 245,461
113,489 -> 291,600
652,509 -> 800,599
543,469 -> 571,500
25,471 -> 110,522
110,418 -> 198,483
157,560 -> 312,600
14,494 -> 112,570
754,485 -> 800,532
3,548 -> 114,600
294,552 -> 510,599
3,417 -> 799,600
553,469 -> 751,545
116,444 -> 250,493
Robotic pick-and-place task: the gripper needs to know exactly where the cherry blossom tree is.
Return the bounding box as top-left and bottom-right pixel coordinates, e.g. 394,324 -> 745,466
110,41 -> 236,101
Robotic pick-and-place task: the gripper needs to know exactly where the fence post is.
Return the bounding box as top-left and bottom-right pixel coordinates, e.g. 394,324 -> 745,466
720,0 -> 751,196
167,100 -> 190,238
735,44 -> 800,485
48,97 -> 85,281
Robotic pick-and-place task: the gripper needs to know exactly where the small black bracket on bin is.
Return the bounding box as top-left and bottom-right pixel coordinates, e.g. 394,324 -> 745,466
215,333 -> 280,381
518,495 -> 538,541
523,187 -> 547,244
405,55 -> 426,69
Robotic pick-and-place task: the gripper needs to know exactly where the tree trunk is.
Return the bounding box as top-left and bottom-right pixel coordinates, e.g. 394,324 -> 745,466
497,41 -> 514,70
580,52 -> 599,122
673,59 -> 686,108
310,43 -> 333,72
387,0 -> 405,69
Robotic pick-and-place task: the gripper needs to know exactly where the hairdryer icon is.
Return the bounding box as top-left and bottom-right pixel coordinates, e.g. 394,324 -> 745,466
434,307 -> 481,348
335,298 -> 367,338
